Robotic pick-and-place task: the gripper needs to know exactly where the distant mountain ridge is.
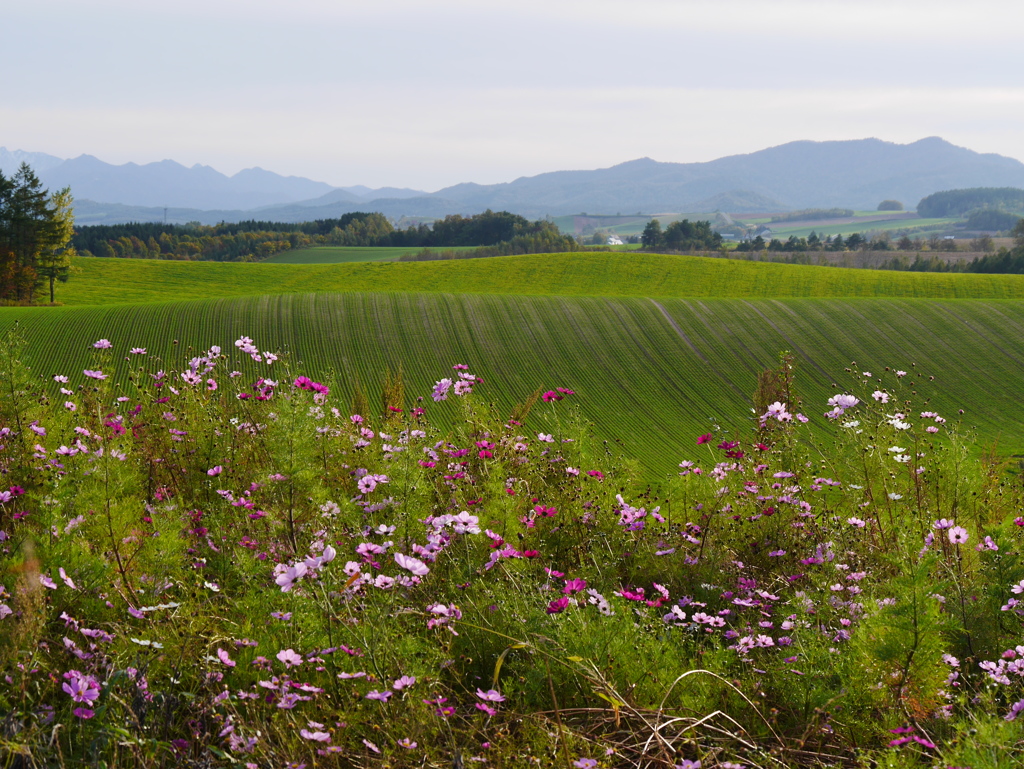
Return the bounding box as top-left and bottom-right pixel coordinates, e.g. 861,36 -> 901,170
4,137 -> 1024,225
0,148 -> 429,214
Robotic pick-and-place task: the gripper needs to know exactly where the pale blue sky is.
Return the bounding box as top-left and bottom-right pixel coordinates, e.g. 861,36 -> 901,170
4,0 -> 1023,190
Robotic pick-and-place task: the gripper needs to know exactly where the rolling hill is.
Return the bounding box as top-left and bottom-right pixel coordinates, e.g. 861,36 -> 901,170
3,252 -> 1023,477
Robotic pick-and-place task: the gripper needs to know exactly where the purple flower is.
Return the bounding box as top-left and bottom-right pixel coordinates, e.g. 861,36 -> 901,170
130,347 -> 146,355
62,670 -> 100,704
476,688 -> 505,702
365,690 -> 392,701
93,339 -> 112,349
948,526 -> 969,545
83,369 -> 107,380
207,466 -> 223,476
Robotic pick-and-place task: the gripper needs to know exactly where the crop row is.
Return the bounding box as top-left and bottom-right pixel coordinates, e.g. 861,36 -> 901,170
3,292 -> 1022,476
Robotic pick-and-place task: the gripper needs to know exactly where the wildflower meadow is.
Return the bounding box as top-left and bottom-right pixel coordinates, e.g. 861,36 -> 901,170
1,328 -> 1022,768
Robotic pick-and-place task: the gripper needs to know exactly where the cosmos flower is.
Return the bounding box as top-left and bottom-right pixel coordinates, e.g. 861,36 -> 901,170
276,648 -> 303,667
948,526 -> 969,544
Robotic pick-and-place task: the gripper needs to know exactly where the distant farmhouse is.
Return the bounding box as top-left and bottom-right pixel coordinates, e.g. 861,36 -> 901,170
606,235 -> 624,246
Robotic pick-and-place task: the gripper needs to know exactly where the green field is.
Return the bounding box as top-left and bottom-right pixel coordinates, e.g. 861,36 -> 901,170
57,252 -> 1024,306
4,291 -> 1024,476
769,217 -> 958,239
7,252 -> 1024,476
262,245 -> 475,264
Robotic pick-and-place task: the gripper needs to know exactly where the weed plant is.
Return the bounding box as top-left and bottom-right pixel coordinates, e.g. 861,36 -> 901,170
0,330 -> 1022,767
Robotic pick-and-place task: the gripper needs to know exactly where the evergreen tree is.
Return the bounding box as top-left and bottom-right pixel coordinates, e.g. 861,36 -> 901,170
0,163 -> 75,303
640,219 -> 663,249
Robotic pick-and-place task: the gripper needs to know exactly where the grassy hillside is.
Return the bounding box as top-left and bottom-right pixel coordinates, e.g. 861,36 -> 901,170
263,246 -> 413,264
4,292 -> 1023,476
60,252 -> 1024,306
263,245 -> 477,264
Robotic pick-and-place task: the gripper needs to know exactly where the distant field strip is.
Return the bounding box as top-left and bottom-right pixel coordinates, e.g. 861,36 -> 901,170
263,247 -> 410,264
4,293 -> 1023,476
263,246 -> 476,264
61,253 -> 1024,306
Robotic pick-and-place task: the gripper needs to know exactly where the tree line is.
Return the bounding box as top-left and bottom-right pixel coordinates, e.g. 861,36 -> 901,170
733,230 -> 998,254
917,187 -> 1024,218
0,164 -> 75,304
640,219 -> 722,251
880,220 -> 1024,274
74,210 -> 573,261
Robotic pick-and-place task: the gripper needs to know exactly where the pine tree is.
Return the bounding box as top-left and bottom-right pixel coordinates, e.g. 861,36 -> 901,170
0,163 -> 75,303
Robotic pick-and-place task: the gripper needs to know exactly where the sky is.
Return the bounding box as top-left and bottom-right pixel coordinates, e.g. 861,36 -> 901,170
4,0 -> 1024,191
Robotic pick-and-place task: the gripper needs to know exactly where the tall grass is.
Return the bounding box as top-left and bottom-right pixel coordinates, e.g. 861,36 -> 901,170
1,329 -> 1022,767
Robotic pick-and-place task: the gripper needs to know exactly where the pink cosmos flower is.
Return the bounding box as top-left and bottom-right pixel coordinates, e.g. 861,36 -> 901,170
207,466 -> 223,476
93,339 -> 112,349
59,567 -> 77,589
274,562 -> 308,592
130,347 -> 146,355
827,394 -> 859,410
394,552 -> 429,577
83,370 -> 107,380
300,728 -> 331,742
563,578 -> 587,594
365,690 -> 392,701
547,597 -> 570,614
948,526 -> 969,544
276,648 -> 304,667
63,670 -> 100,703
217,648 -> 236,667
392,675 -> 416,690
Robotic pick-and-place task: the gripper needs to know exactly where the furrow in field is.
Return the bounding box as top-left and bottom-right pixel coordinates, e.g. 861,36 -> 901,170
4,294 -> 1024,475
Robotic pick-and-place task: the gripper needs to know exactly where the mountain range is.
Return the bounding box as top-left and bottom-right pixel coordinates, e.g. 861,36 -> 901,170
3,137 -> 1024,225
